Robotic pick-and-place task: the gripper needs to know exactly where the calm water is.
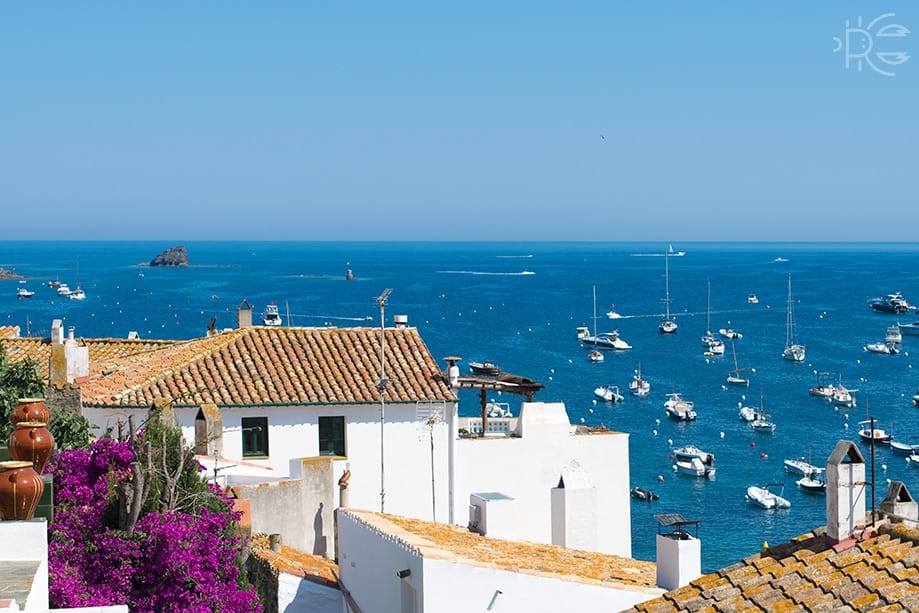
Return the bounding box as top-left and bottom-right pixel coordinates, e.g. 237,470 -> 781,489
3,241 -> 919,571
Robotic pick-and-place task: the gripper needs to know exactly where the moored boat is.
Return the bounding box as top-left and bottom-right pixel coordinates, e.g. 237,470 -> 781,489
782,274 -> 805,362
891,440 -> 919,456
593,384 -> 624,403
664,392 -> 696,421
261,302 -> 282,326
587,350 -> 604,363
746,482 -> 791,509
886,325 -> 903,345
864,342 -> 899,355
858,421 -> 892,445
719,327 -> 742,340
747,293 -> 759,304
470,360 -> 502,376
673,446 -> 716,478
898,321 -> 919,336
869,292 -> 912,314
784,457 -> 822,477
630,486 -> 659,501
796,475 -> 826,494
659,245 -> 677,334
629,363 -> 650,397
16,287 -> 34,299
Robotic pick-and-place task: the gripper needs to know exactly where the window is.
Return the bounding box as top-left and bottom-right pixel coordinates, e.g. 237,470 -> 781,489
241,417 -> 269,457
319,416 -> 346,456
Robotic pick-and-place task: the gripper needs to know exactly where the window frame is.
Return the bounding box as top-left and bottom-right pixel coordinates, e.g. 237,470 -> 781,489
241,416 -> 269,458
318,415 -> 346,457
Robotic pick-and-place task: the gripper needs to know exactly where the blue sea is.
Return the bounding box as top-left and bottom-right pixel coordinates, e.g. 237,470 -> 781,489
3,241 -> 919,572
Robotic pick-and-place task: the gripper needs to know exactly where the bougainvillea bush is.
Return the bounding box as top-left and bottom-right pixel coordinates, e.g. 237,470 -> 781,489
47,437 -> 261,612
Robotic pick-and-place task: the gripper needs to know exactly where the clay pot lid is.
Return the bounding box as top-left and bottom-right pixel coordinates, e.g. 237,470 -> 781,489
16,398 -> 46,403
14,421 -> 48,428
0,460 -> 35,469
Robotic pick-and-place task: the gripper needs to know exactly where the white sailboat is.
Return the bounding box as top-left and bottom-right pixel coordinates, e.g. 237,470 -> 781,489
782,273 -> 805,362
577,286 -> 632,351
726,341 -> 750,387
701,280 -> 725,356
629,362 -> 650,397
659,245 -> 677,334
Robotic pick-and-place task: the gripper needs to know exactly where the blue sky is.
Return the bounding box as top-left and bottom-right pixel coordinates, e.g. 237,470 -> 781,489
1,3 -> 916,241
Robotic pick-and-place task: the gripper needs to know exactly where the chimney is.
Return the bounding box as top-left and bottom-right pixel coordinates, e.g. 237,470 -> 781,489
551,470 -> 598,551
468,492 -> 516,540
826,440 -> 867,542
443,357 -> 461,387
237,300 -> 253,329
880,481 -> 918,522
393,314 -> 408,328
654,513 -> 701,591
51,319 -> 64,345
49,322 -> 88,386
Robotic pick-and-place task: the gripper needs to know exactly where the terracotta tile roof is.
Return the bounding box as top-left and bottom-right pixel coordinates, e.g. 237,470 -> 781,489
628,521 -> 919,612
1,335 -> 179,377
249,534 -> 340,587
3,326 -> 456,408
0,325 -> 20,339
345,509 -> 663,593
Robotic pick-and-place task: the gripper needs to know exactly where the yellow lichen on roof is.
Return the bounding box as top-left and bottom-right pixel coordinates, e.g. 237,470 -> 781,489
249,534 -> 339,587
347,510 -> 660,591
0,325 -> 21,339
1,336 -> 179,378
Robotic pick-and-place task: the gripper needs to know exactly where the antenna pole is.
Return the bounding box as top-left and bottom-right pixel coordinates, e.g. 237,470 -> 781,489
376,289 -> 392,513
870,414 -> 877,526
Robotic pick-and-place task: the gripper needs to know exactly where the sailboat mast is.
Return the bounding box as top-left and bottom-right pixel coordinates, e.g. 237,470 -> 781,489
706,280 -> 711,334
592,285 -> 598,337
664,248 -> 671,319
786,274 -> 793,347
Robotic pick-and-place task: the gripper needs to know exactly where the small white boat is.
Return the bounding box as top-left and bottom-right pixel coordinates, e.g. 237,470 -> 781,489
587,350 -> 604,363
704,340 -> 726,357
68,286 -> 86,301
796,475 -> 826,494
784,457 -> 822,477
738,405 -> 758,422
16,287 -> 34,299
485,402 -> 513,418
673,446 -> 716,479
675,456 -> 716,478
898,321 -> 919,336
832,384 -> 857,408
747,293 -> 759,304
858,422 -> 892,445
746,482 -> 791,509
865,342 -> 899,355
809,371 -> 836,398
752,415 -> 776,434
470,360 -> 502,376
912,388 -> 919,407
605,304 -> 622,319
891,440 -> 919,456
664,392 -> 696,421
261,302 -> 283,326
56,283 -> 72,297
579,286 -> 632,350
629,363 -> 650,397
719,327 -> 742,340
886,325 -> 903,345
593,384 -> 624,403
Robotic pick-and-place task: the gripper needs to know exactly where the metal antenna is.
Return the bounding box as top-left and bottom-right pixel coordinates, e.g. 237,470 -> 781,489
376,288 -> 393,512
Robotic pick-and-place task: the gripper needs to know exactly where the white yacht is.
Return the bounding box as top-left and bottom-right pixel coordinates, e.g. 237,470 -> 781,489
261,302 -> 283,326
664,392 -> 696,421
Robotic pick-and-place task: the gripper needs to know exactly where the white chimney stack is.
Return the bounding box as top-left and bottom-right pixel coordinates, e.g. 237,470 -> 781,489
393,314 -> 408,328
826,440 -> 867,542
655,514 -> 701,591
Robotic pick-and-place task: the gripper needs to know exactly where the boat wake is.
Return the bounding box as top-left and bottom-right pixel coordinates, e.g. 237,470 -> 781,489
495,254 -> 533,259
436,270 -> 535,276
294,314 -> 374,322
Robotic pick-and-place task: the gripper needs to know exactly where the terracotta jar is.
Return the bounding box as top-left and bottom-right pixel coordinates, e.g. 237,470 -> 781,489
7,421 -> 55,475
0,460 -> 44,521
11,398 -> 51,426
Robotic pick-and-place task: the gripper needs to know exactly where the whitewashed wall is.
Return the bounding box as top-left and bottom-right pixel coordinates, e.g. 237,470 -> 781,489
454,402 -> 632,557
277,573 -> 341,613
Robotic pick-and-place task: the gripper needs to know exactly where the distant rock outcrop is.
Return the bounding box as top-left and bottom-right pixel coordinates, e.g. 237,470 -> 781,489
0,267 -> 25,281
149,246 -> 189,267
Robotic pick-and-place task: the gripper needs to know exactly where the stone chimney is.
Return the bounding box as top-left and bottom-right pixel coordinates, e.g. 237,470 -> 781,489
237,300 -> 253,329
655,513 -> 701,591
826,440 -> 867,543
880,481 -> 918,522
49,322 -> 89,387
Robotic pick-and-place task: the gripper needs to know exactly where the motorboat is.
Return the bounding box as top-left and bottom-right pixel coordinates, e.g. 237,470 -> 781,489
16,287 -> 34,299
746,482 -> 791,509
606,305 -> 622,319
578,286 -> 632,350
784,457 -> 822,477
261,302 -> 282,326
594,384 -> 624,403
68,286 -> 86,301
630,486 -> 659,501
719,327 -> 742,340
865,342 -> 899,355
886,325 -> 903,345
858,421 -> 892,445
672,446 -> 716,478
891,440 -> 919,456
56,283 -> 72,297
704,339 -> 726,357
869,292 -> 912,314
485,402 -> 513,418
659,245 -> 677,334
747,293 -> 759,304
738,405 -> 758,422
675,456 -> 716,478
470,360 -> 502,376
832,383 -> 857,408
796,475 -> 826,494
577,327 -> 632,350
782,274 -> 806,362
809,371 -> 835,398
664,393 -> 696,421
587,350 -> 604,363
898,321 -> 919,336
629,364 -> 650,397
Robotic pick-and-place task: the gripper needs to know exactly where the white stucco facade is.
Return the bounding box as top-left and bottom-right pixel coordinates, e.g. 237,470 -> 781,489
277,573 -> 341,613
337,510 -> 659,613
